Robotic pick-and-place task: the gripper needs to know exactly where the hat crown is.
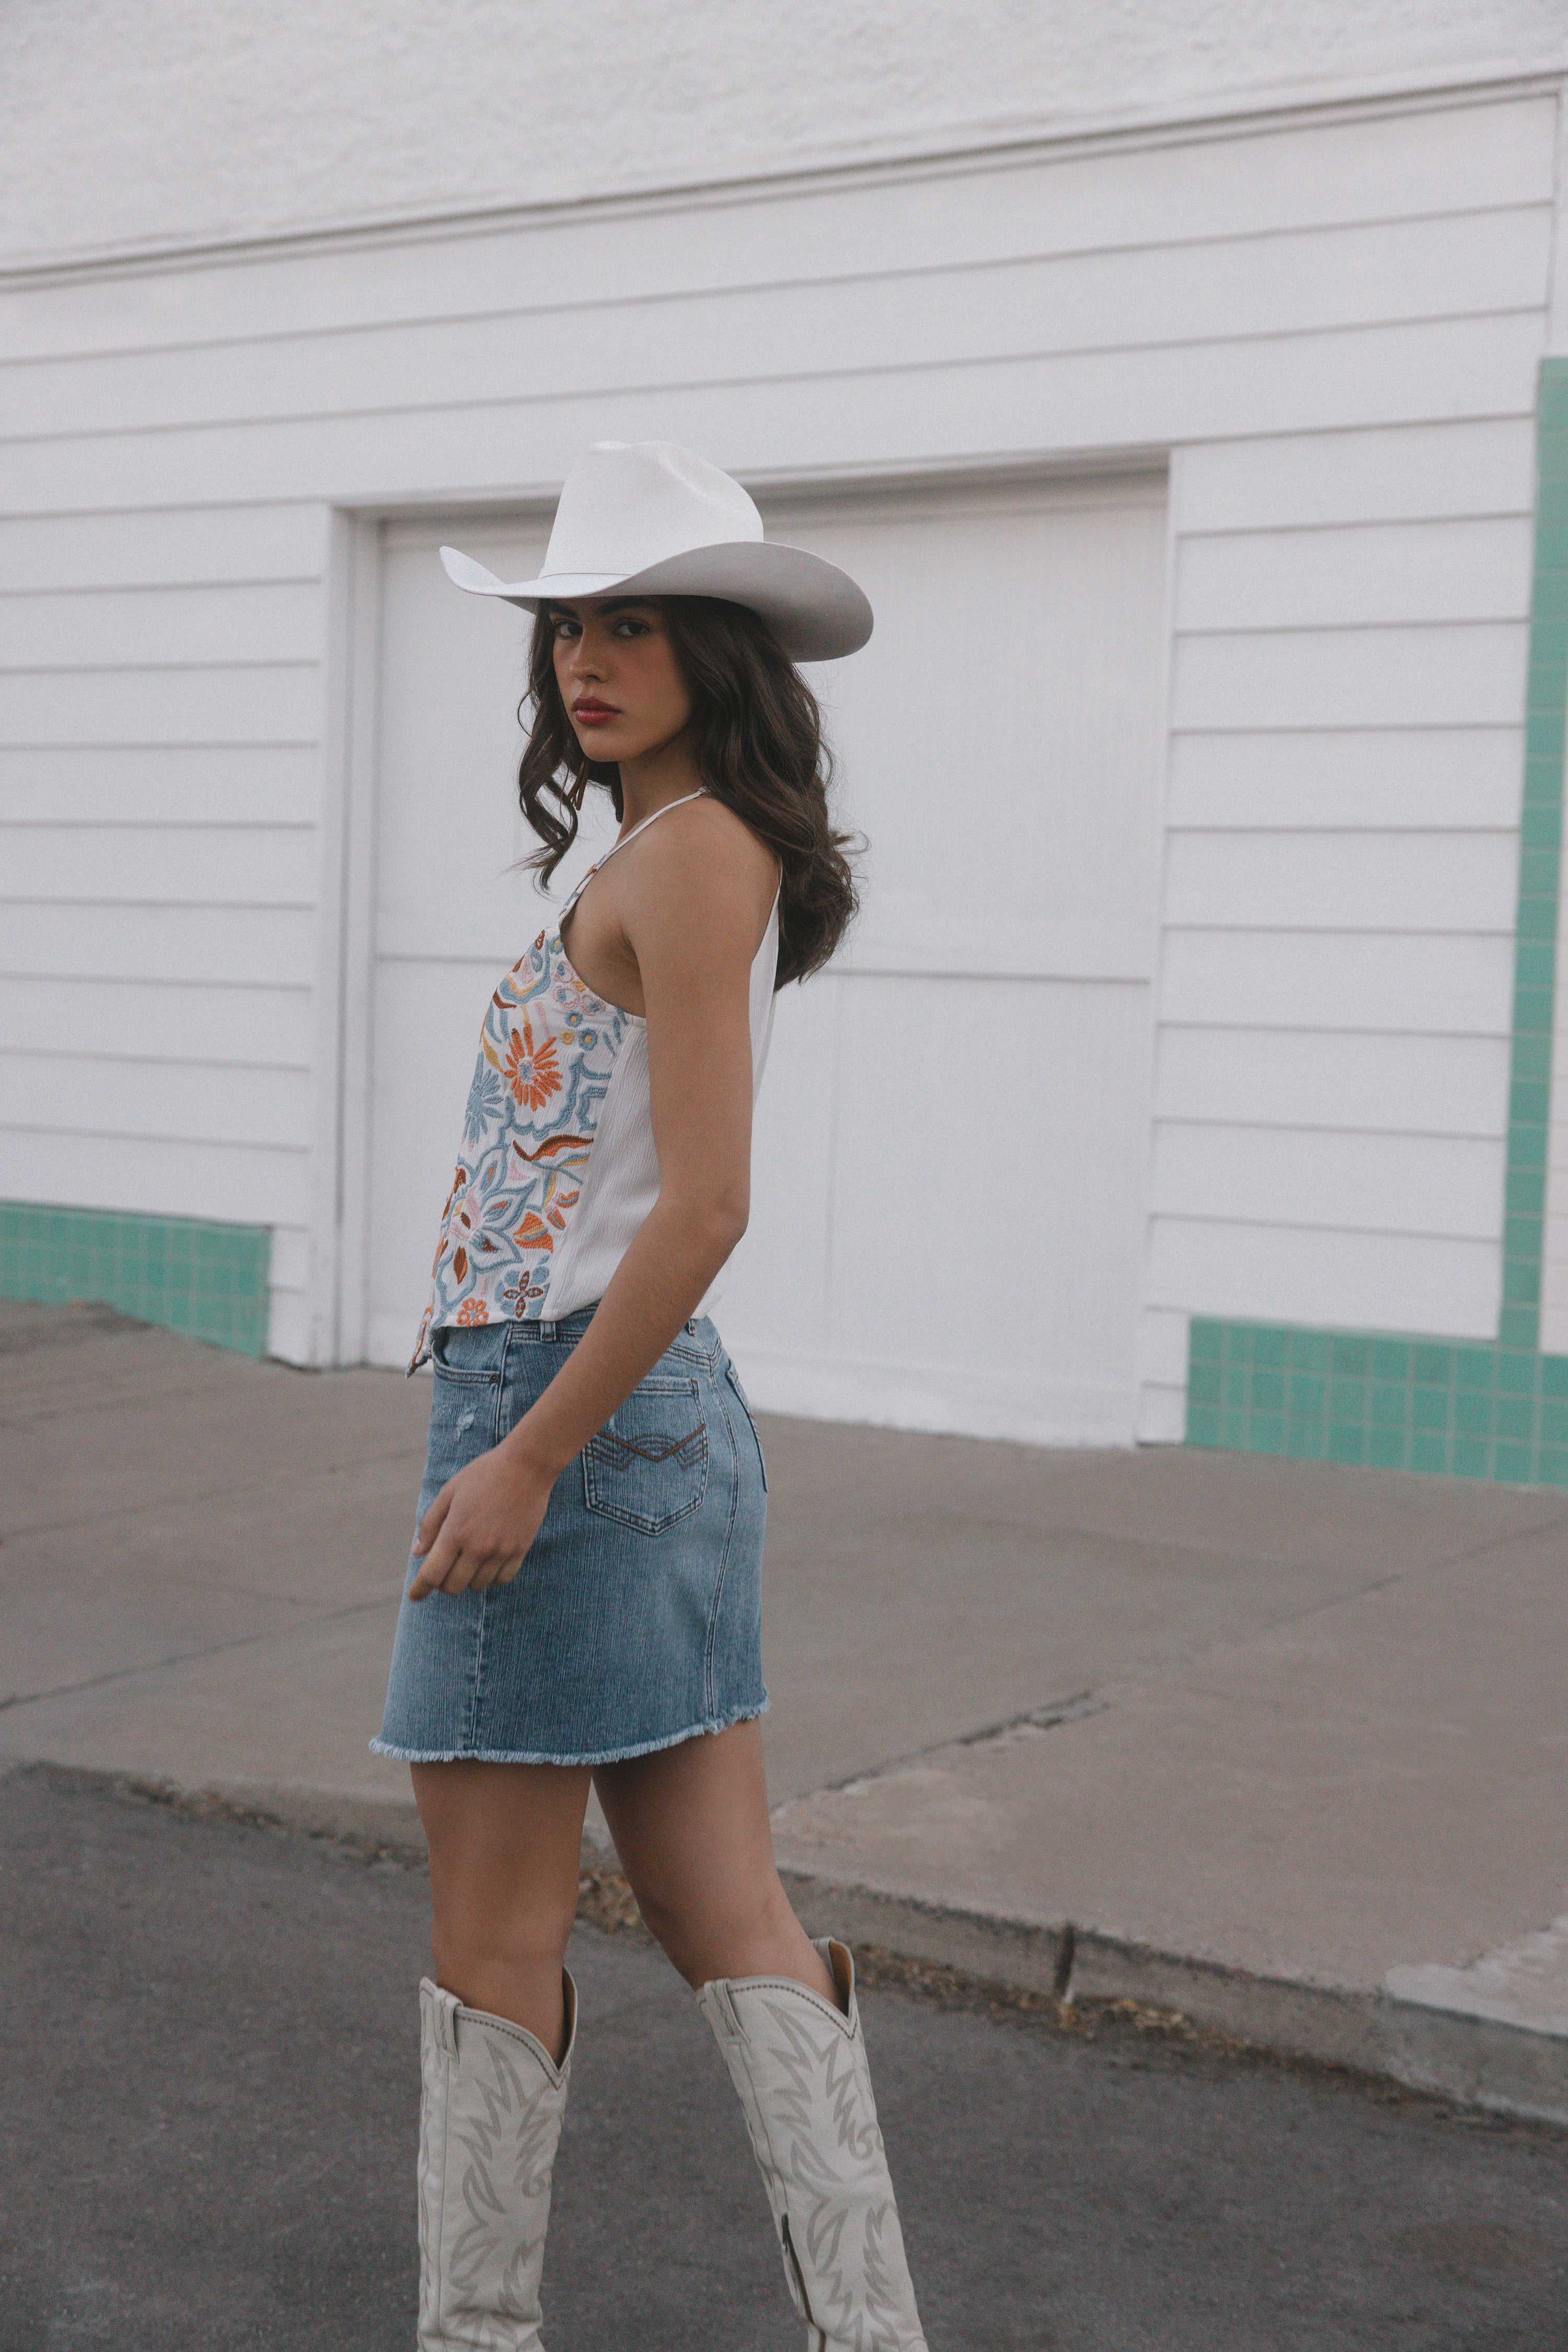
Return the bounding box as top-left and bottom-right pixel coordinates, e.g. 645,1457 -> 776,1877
541,440 -> 763,582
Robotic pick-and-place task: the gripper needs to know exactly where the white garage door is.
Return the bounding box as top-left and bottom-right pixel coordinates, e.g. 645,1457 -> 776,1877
356,472 -> 1168,1443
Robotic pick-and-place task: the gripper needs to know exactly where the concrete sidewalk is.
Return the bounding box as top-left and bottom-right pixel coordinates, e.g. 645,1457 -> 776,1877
3,1297 -> 1565,2122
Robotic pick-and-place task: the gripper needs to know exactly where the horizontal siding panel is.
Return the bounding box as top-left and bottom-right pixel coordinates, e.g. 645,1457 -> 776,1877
0,90 -> 1552,361
1174,517 -> 1533,632
0,902 -> 316,986
1150,1121 -> 1504,1237
1162,831 -> 1518,933
1170,622 -> 1527,732
2,208 -> 1549,444
0,823 -> 316,906
0,312 -> 1544,520
1157,929 -> 1513,1037
0,581 -> 325,670
0,975 -> 312,1066
1175,418 -> 1535,532
0,744 -> 321,826
0,663 -> 320,746
0,1132 -> 308,1227
1164,729 -> 1524,831
1153,1027 -> 1508,1138
0,502 -> 327,594
0,1050 -> 312,1149
1145,1217 -> 1499,1338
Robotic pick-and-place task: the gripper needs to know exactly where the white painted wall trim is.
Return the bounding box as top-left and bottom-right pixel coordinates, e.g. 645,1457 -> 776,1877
293,504 -> 356,1365
1134,450 -> 1188,1442
2,62 -> 1560,289
1548,80 -> 1568,353
333,515 -> 386,1368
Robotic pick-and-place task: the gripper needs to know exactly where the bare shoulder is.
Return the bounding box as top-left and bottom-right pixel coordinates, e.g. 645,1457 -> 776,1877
630,794 -> 777,926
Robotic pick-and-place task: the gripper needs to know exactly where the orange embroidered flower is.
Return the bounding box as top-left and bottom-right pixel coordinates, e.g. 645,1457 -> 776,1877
504,1015 -> 561,1112
513,1210 -> 552,1252
455,1297 -> 489,1325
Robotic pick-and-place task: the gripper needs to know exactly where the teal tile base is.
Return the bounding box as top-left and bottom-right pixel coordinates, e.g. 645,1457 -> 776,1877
0,1202 -> 271,1357
1186,1318 -> 1568,1488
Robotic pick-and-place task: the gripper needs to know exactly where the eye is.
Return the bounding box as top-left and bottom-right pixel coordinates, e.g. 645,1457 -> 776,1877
552,616 -> 581,641
612,617 -> 650,638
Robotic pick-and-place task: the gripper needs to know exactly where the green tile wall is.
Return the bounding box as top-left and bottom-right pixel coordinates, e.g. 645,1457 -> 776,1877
0,1202 -> 271,1356
1186,359 -> 1568,1485
1187,1318 -> 1568,1485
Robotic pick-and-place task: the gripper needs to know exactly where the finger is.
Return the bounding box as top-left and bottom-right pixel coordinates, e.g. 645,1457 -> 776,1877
458,1548 -> 512,1593
413,1483 -> 454,1560
409,1522 -> 464,1601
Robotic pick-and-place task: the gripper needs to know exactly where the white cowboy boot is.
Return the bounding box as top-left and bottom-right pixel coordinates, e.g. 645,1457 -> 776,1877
417,1971 -> 577,2351
698,1938 -> 929,2351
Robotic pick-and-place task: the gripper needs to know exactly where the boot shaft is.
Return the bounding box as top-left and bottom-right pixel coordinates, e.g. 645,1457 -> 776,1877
698,1938 -> 930,2352
418,1974 -> 575,2352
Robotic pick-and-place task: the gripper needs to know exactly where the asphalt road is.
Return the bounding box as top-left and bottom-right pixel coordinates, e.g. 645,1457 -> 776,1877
2,1767 -> 1564,2352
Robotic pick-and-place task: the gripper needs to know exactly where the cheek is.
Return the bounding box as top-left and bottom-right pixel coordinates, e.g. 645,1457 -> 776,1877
647,643 -> 693,725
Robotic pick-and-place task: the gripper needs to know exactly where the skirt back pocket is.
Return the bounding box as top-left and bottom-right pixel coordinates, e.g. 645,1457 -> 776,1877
583,1377 -> 708,1536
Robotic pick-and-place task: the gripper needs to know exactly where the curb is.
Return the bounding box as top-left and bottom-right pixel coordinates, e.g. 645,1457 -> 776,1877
20,1763 -> 1565,2130
776,1867 -> 1568,2129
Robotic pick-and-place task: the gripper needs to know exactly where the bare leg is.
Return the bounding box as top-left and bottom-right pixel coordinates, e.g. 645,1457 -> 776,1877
593,1719 -> 838,2007
410,1758 -> 592,2060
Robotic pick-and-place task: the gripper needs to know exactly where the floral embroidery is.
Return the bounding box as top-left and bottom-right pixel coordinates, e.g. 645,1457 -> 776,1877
410,923 -> 626,1367
501,1013 -> 561,1112
462,1064 -> 505,1147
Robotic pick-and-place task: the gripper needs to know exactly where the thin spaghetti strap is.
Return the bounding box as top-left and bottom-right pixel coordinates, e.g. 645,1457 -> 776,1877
598,788 -> 707,868
558,789 -> 707,919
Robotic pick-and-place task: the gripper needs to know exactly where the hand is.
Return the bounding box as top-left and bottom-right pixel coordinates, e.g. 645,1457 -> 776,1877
408,1436 -> 558,1602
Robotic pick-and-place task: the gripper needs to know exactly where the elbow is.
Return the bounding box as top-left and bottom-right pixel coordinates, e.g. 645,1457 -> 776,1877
705,1197 -> 750,1259
684,1191 -> 749,1265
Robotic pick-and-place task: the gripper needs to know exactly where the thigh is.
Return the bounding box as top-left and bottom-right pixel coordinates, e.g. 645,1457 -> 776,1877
413,1758 -> 592,1948
593,1720 -> 781,1954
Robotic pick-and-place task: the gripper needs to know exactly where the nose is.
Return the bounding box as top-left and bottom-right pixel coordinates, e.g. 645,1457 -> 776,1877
564,625 -> 605,684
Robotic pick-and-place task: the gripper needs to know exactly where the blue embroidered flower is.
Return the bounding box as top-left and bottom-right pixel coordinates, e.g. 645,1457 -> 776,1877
462,1062 -> 505,1145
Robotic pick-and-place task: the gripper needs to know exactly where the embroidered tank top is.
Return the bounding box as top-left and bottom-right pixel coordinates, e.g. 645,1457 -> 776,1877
410,792 -> 779,1368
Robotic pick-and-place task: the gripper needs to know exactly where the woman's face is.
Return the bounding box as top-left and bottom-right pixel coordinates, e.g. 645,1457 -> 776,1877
550,598 -> 694,767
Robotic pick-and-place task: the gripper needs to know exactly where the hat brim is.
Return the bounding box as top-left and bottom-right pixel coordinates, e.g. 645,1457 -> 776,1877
439,538 -> 872,662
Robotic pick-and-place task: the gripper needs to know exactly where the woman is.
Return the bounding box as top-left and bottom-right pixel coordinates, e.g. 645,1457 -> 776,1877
373,441 -> 930,2351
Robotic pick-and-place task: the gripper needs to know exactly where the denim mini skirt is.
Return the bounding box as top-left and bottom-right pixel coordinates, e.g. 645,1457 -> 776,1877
372,1310 -> 769,1767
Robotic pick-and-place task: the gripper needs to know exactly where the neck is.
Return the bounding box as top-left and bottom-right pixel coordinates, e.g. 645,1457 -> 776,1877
615,733 -> 705,833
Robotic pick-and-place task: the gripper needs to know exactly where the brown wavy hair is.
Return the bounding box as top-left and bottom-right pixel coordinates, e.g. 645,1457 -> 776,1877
515,597 -> 859,988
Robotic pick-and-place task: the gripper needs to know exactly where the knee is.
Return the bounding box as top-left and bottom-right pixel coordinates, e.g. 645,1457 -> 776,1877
430,1886 -> 576,1988
632,1867 -> 796,1991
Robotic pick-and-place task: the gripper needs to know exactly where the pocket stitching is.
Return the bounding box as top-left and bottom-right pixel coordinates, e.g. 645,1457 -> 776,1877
583,1379 -> 709,1536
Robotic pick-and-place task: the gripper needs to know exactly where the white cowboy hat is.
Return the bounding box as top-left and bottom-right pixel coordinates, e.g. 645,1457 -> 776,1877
440,440 -> 872,662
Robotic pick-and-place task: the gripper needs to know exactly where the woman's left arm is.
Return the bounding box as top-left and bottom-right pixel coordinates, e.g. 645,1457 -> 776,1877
408,806 -> 771,1600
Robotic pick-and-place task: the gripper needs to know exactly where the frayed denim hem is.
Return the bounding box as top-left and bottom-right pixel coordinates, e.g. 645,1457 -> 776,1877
368,1694 -> 768,1770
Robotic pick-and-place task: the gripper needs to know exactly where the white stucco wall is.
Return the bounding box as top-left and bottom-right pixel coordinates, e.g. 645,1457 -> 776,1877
0,0 -> 1561,264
